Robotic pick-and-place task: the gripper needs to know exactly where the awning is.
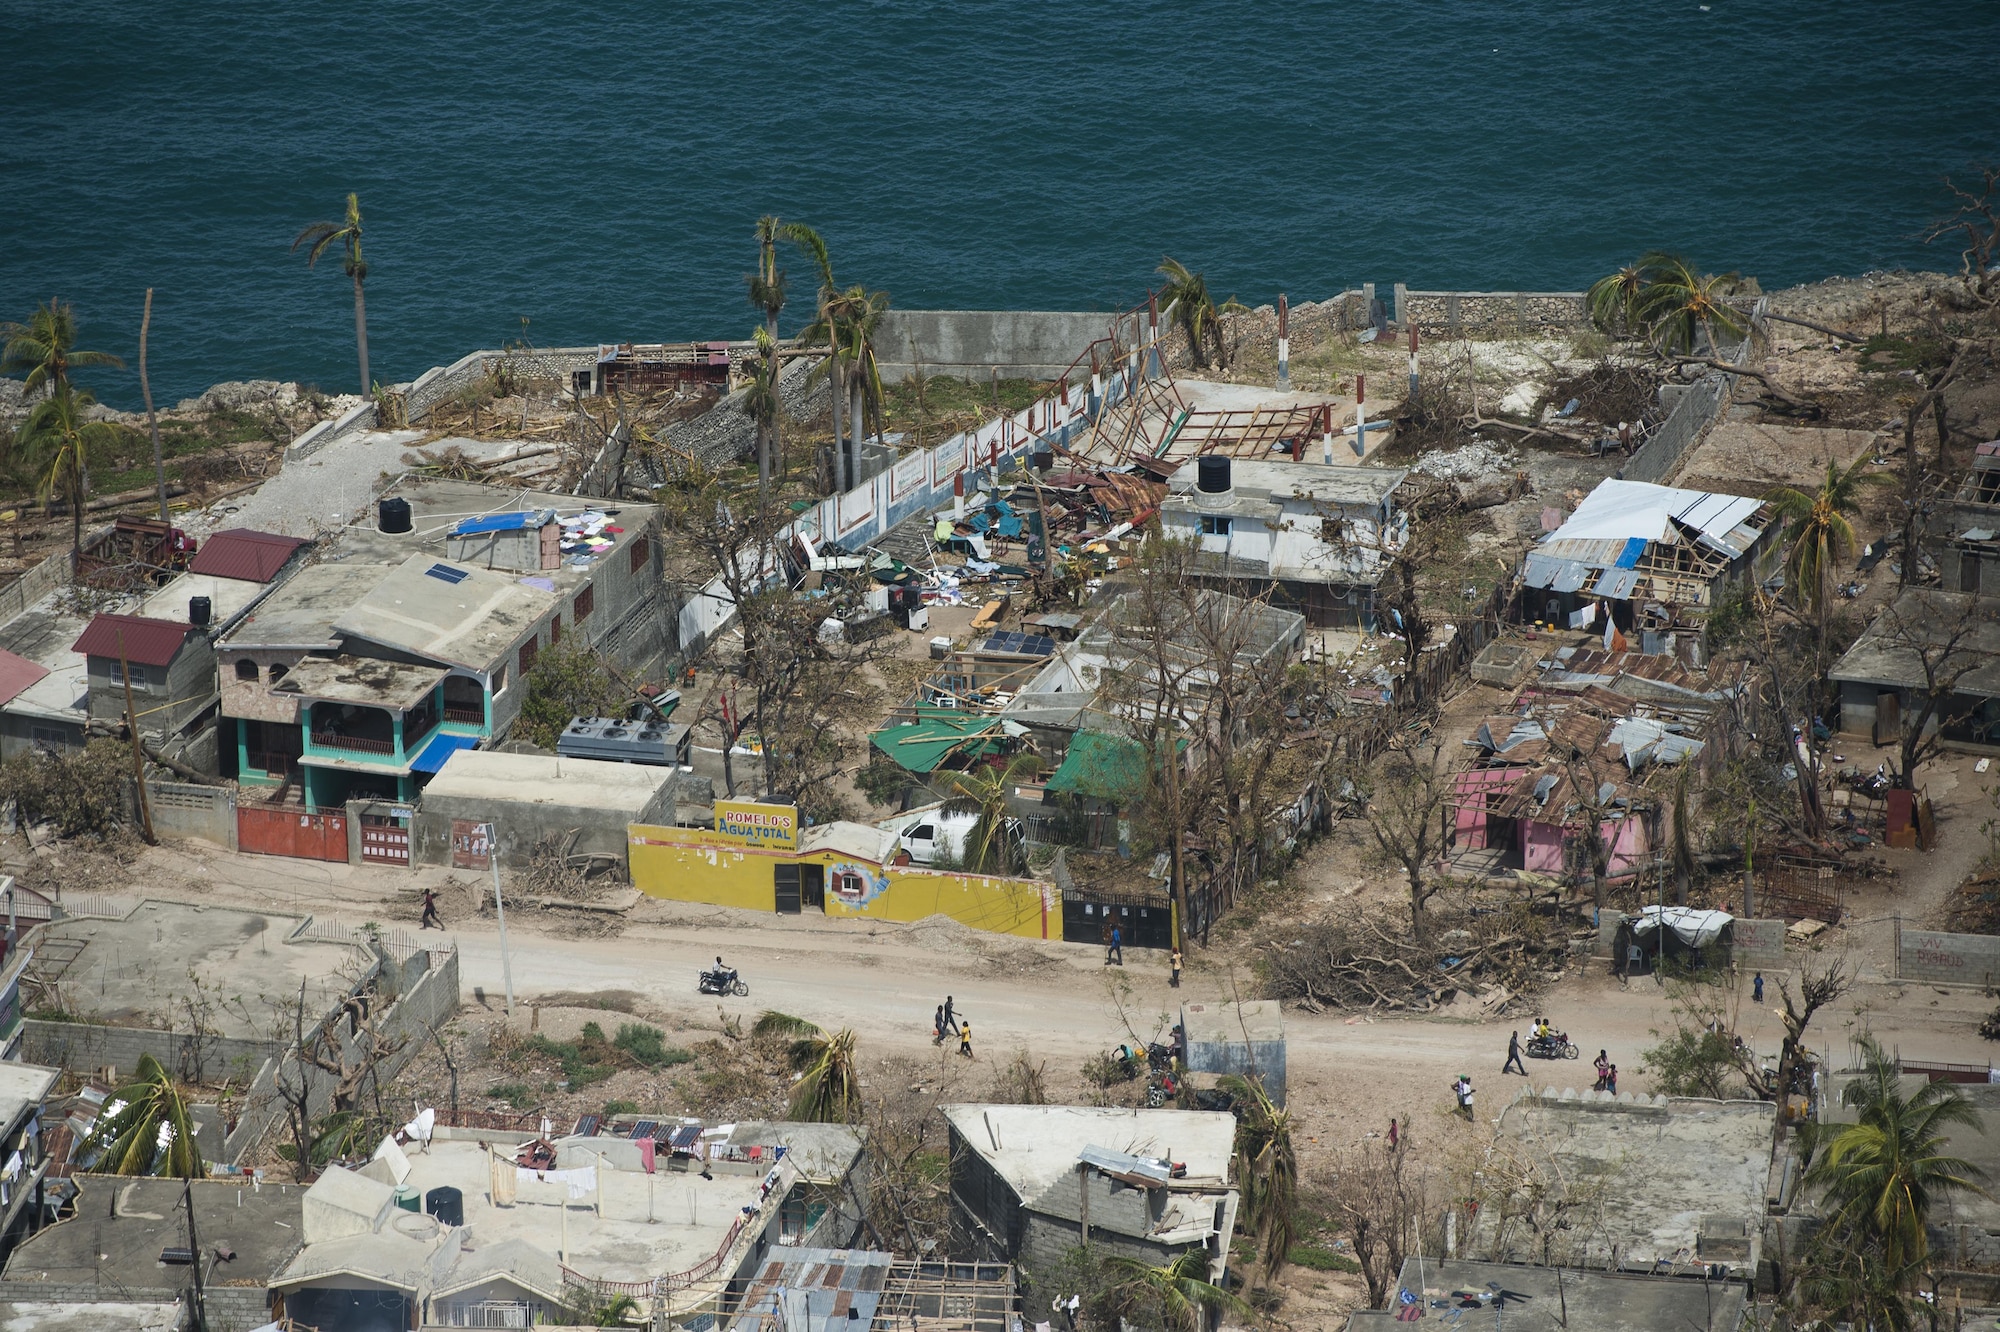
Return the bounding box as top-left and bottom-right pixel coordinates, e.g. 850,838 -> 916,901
411,732 -> 478,775
870,707 -> 1006,773
1629,905 -> 1733,947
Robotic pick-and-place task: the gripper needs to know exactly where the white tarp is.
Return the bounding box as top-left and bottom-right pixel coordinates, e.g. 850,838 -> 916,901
1630,905 -> 1733,947
1545,479 -> 1762,546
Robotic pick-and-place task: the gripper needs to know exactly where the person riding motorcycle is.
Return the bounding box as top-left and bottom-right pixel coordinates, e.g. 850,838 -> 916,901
710,956 -> 737,986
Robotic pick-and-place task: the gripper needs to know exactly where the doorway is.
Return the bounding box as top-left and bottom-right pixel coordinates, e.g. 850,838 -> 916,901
801,864 -> 825,911
775,863 -> 801,914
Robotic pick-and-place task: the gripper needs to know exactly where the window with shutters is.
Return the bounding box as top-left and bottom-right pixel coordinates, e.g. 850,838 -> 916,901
549,616 -> 562,646
629,537 -> 649,574
519,637 -> 539,675
573,585 -> 594,623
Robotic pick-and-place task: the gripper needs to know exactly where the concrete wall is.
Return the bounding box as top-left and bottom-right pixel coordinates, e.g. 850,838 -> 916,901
85,639 -> 215,738
21,1018 -> 278,1087
1730,919 -> 1787,970
1182,1037 -> 1287,1107
412,787 -> 672,870
143,778 -> 237,849
1398,291 -> 1590,334
1898,928 -> 2000,987
873,311 -> 1115,385
0,546 -> 75,626
0,1284 -> 271,1332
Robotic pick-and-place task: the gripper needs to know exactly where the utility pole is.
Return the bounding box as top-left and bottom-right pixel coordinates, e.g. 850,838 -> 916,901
139,289 -> 169,521
182,1177 -> 207,1332
1276,293 -> 1289,392
484,822 -> 514,1014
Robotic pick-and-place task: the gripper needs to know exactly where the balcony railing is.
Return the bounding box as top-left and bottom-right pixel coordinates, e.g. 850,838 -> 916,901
443,705 -> 485,725
310,731 -> 396,755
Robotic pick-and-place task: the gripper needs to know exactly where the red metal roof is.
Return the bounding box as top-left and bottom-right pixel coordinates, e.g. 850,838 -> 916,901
0,648 -> 50,707
72,613 -> 195,667
188,528 -> 305,583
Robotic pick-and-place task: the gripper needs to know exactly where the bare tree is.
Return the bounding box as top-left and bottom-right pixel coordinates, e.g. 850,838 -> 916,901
1771,957 -> 1851,1111
1316,1128 -> 1428,1308
1866,591 -> 1990,790
1925,167 -> 2000,307
1350,742 -> 1451,941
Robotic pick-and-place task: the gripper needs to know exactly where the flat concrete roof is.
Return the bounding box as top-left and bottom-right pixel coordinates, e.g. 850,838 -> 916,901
0,1300 -> 183,1332
424,750 -> 671,812
24,902 -> 363,1040
0,1063 -> 58,1130
798,822 -> 893,863
942,1105 -> 1237,1204
0,600 -> 95,726
2,1175 -> 308,1293
334,554 -> 554,672
1346,1259 -> 1748,1332
1165,458 -> 1407,510
136,572 -> 266,628
216,559 -> 399,651
278,1140 -> 768,1292
1180,1000 -> 1283,1046
274,654 -> 448,710
1484,1092 -> 1776,1274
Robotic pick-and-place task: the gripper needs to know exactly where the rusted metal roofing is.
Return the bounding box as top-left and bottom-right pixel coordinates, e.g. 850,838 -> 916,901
0,648 -> 51,707
188,528 -> 306,583
72,613 -> 195,667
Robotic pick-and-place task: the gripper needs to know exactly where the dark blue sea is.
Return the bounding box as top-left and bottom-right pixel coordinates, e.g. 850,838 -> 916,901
4,0 -> 1997,409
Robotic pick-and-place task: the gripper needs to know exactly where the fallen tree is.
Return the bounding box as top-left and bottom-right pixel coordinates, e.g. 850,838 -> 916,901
1259,903 -> 1571,1013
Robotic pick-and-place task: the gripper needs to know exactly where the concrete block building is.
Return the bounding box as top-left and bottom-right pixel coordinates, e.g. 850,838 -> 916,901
944,1105 -> 1239,1294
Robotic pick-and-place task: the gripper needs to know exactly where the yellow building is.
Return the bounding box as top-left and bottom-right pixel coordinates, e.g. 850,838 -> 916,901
627,813 -> 1056,940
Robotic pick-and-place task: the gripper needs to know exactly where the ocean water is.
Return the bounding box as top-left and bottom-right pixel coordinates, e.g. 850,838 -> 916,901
3,0 -> 1997,409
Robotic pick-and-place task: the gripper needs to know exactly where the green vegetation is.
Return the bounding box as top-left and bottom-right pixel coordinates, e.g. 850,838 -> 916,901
524,1021 -> 690,1090
1858,331 -> 1954,374
876,374 -> 1042,449
1,298 -> 124,397
1586,252 -> 1748,355
752,1011 -> 861,1122
1156,257 -> 1238,370
81,1055 -> 204,1177
1765,454 -> 1886,664
517,639 -> 624,750
942,752 -> 1042,874
1219,1074 -> 1297,1283
602,1098 -> 639,1117
487,1082 -> 536,1110
1285,1243 -> 1360,1274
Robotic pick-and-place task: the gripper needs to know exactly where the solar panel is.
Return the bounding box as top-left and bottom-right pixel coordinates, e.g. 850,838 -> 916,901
425,563 -> 470,585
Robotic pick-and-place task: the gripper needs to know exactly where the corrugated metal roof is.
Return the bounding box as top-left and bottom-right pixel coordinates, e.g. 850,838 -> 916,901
1551,561 -> 1591,593
187,529 -> 305,583
1593,568 -> 1640,599
0,648 -> 51,707
71,614 -> 194,667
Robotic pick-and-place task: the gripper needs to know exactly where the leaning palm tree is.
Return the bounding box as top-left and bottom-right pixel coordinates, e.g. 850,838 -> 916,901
18,385 -> 121,555
80,1054 -> 205,1178
292,192 -> 371,394
1632,251 -> 1748,356
942,751 -> 1043,874
783,224 -> 848,489
1585,260 -> 1661,334
1806,1034 -> 1987,1276
1764,454 -> 1885,663
1156,258 -> 1233,370
1218,1073 -> 1297,1282
1105,1250 -> 1251,1332
1,298 -> 124,397
753,1011 -> 862,1123
828,284 -> 890,474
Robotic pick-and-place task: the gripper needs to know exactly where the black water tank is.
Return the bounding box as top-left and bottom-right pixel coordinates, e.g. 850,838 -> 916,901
425,1185 -> 464,1227
378,497 -> 413,534
1032,448 -> 1054,472
188,596 -> 212,628
1196,454 -> 1231,494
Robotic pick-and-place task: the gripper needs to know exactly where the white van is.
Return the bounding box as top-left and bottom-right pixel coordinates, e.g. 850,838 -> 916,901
881,806 -> 1020,867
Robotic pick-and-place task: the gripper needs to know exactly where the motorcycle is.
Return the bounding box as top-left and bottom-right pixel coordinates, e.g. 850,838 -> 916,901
1527,1033 -> 1579,1060
1145,1071 -> 1180,1108
698,968 -> 748,998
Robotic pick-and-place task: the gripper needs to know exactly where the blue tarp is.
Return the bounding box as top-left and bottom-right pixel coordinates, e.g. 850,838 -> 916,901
1614,537 -> 1648,569
451,510 -> 551,536
411,732 -> 478,774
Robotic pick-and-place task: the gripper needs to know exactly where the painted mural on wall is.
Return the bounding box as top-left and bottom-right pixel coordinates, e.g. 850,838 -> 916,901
826,861 -> 892,909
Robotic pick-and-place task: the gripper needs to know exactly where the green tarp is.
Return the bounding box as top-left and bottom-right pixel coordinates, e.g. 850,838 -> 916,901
871,706 -> 1007,774
1046,730 -> 1155,804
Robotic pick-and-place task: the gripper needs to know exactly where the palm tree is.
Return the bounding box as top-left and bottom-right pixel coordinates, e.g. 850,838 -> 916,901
1218,1074 -> 1297,1282
1,299 -> 124,397
1104,1250 -> 1251,1332
564,1293 -> 642,1327
1632,251 -> 1748,356
292,192 -> 371,394
752,1011 -> 862,1122
745,216 -> 797,493
1585,260 -> 1658,334
1764,454 -> 1885,662
1156,258 -> 1232,370
18,385 -> 121,555
783,224 -> 848,490
81,1054 -> 205,1177
826,284 -> 890,481
1806,1035 -> 1987,1275
942,751 -> 1043,874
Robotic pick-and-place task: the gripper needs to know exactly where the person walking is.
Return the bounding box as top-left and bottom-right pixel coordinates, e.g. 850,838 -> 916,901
1169,948 -> 1182,988
1453,1075 -> 1475,1121
419,888 -> 442,930
959,1018 -> 974,1059
1605,1064 -> 1618,1095
1107,925 -> 1123,967
1593,1049 -> 1610,1091
1503,1031 -> 1526,1075
933,1005 -> 946,1045
1753,972 -> 1764,1003
943,995 -> 957,1036
1387,1117 -> 1399,1150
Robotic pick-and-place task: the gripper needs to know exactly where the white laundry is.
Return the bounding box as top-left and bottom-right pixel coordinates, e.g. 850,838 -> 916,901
519,1164 -> 597,1199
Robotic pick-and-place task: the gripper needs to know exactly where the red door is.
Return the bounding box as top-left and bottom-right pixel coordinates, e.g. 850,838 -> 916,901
238,805 -> 349,862
360,816 -> 410,866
